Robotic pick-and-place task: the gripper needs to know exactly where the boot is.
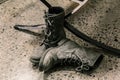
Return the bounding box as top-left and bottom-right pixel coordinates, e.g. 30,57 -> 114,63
38,7 -> 103,73
30,7 -> 66,66
39,38 -> 103,73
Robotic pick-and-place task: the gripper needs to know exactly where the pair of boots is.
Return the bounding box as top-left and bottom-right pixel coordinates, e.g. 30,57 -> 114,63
30,7 -> 103,73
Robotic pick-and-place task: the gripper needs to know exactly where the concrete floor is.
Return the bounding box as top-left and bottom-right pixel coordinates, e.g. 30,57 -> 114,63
0,0 -> 120,80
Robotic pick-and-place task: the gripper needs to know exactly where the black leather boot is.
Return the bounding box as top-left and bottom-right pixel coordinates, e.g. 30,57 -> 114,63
30,7 -> 66,67
43,7 -> 66,48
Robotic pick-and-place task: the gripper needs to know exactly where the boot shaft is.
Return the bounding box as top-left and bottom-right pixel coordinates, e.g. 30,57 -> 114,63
44,7 -> 66,48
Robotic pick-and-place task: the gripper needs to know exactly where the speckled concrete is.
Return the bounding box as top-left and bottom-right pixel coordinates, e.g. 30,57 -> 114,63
0,0 -> 120,80
0,0 -> 8,4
